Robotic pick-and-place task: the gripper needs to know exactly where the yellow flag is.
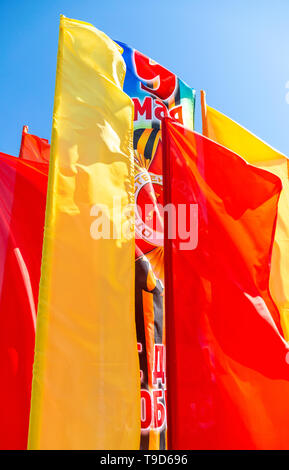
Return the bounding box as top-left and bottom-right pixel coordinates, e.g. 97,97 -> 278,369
28,16 -> 140,450
201,91 -> 289,339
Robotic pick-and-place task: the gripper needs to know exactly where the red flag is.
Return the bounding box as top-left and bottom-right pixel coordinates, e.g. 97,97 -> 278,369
19,126 -> 50,162
0,152 -> 48,449
162,118 -> 289,450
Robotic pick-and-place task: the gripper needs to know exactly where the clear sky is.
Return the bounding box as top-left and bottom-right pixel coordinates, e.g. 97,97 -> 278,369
1,0 -> 289,157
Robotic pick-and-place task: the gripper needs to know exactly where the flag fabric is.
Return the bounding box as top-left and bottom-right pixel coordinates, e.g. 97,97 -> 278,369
201,93 -> 289,339
0,152 -> 48,449
116,40 -> 195,449
28,16 -> 140,450
162,118 -> 289,450
19,126 -> 50,162
16,35 -> 196,450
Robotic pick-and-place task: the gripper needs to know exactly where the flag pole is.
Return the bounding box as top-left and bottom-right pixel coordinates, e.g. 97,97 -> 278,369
19,125 -> 28,158
162,117 -> 176,450
200,90 -> 208,137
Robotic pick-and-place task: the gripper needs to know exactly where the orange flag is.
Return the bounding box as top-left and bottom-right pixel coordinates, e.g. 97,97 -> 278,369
0,152 -> 48,449
163,118 -> 289,450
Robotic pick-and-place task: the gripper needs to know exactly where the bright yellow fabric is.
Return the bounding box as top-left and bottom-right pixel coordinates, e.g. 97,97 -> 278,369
204,104 -> 289,339
28,16 -> 140,450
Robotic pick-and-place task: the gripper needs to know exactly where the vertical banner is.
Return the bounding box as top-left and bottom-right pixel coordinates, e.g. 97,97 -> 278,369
162,118 -> 289,450
116,41 -> 195,449
28,17 -> 140,450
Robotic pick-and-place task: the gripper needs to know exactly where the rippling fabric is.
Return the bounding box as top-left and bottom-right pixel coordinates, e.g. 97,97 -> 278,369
0,153 -> 48,449
19,126 -> 50,162
28,16 -> 140,450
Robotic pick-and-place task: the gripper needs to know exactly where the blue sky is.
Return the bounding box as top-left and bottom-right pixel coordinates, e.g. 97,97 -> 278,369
1,0 -> 289,157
